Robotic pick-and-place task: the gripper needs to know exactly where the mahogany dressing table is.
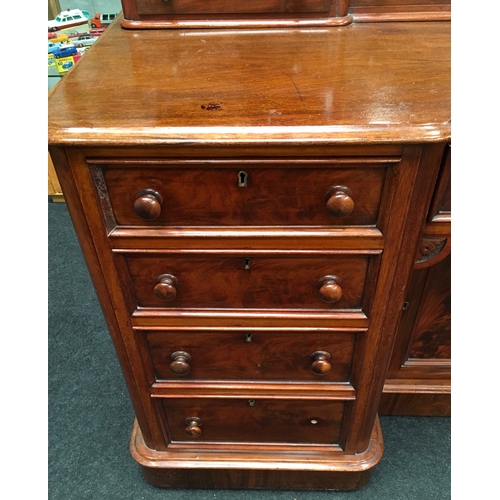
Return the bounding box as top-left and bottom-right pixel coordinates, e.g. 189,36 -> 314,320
48,10 -> 450,489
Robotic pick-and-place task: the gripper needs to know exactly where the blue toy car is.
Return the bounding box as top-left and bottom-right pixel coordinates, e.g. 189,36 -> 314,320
48,41 -> 62,54
53,44 -> 78,58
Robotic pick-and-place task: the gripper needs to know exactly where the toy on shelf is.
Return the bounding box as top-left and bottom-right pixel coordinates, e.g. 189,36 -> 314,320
48,54 -> 57,74
47,8 -> 105,77
73,34 -> 97,48
48,32 -> 70,44
48,41 -> 62,54
48,9 -> 91,41
52,44 -> 78,59
90,27 -> 106,37
55,53 -> 82,74
90,13 -> 118,28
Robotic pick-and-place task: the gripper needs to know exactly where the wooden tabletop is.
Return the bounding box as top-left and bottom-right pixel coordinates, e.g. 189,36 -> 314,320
48,18 -> 450,147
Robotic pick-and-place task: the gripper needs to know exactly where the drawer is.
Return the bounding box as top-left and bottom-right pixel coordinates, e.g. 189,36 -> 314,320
93,160 -> 390,228
123,253 -> 371,310
145,330 -> 357,382
135,0 -> 332,16
161,398 -> 345,445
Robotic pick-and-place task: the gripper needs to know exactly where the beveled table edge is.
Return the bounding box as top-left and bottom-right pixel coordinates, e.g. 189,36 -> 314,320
48,123 -> 451,148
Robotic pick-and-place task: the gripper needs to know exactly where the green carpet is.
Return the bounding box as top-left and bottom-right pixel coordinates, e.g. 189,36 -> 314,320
48,201 -> 450,499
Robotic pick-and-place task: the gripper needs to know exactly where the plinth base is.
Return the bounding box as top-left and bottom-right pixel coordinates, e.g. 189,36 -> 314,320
130,417 -> 384,490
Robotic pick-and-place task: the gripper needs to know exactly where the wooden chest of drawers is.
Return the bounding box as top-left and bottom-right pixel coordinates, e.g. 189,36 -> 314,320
48,18 -> 450,490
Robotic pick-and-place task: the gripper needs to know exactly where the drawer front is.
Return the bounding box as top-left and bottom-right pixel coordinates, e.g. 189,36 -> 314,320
146,330 -> 356,382
96,162 -> 388,227
124,253 -> 370,310
136,0 -> 332,16
162,398 -> 345,445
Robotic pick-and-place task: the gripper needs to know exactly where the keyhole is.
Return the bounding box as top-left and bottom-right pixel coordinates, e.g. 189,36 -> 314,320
238,170 -> 248,187
245,333 -> 253,343
244,258 -> 251,270
248,400 -> 255,406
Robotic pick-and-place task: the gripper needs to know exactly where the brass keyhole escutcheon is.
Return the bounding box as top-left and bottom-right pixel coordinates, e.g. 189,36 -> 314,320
245,333 -> 253,343
238,170 -> 248,187
244,258 -> 251,270
248,400 -> 256,407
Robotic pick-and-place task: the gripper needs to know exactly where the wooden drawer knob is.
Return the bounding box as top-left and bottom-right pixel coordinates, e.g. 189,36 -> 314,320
154,274 -> 178,301
325,185 -> 354,217
318,275 -> 343,303
170,351 -> 191,376
134,188 -> 163,220
185,417 -> 202,437
310,351 -> 332,375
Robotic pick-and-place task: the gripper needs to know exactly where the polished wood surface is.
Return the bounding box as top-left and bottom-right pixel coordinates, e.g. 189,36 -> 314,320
48,17 -> 450,489
349,0 -> 450,22
145,329 -> 356,381
380,143 -> 450,415
131,417 -> 383,489
380,252 -> 451,415
119,0 -> 450,27
136,0 -> 334,15
134,188 -> 163,220
169,350 -> 192,375
122,253 -> 370,309
120,0 -> 351,28
97,160 -> 389,227
162,398 -> 345,444
407,256 -> 451,360
153,273 -> 178,301
48,19 -> 450,146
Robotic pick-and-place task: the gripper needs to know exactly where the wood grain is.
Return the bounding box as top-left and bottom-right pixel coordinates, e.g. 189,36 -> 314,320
349,0 -> 450,23
130,416 -> 383,489
161,398 -> 345,444
135,0 -> 333,15
48,19 -> 450,146
123,253 -> 370,310
145,329 -> 357,381
407,254 -> 451,360
121,0 -> 345,28
97,160 -> 389,227
48,16 -> 450,489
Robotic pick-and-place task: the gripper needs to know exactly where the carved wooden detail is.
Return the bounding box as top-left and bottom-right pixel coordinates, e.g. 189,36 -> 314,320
89,164 -> 116,234
414,237 -> 450,269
